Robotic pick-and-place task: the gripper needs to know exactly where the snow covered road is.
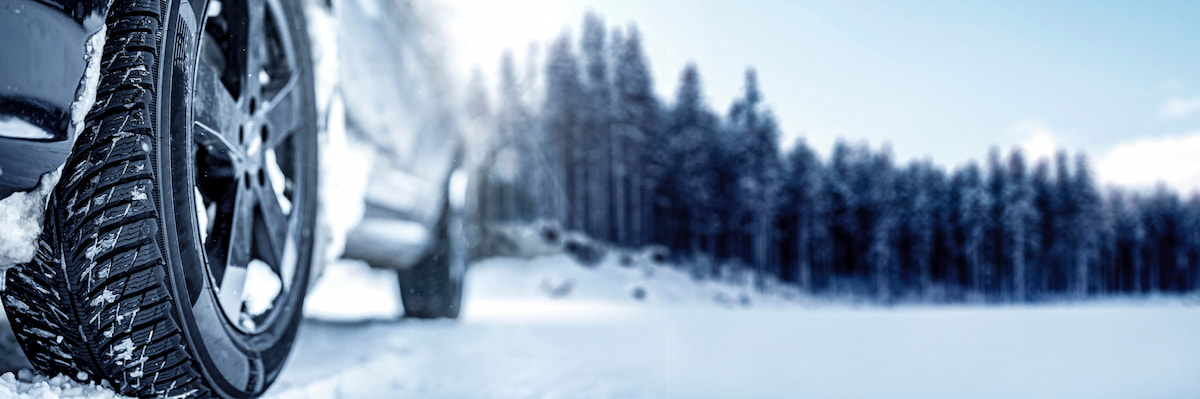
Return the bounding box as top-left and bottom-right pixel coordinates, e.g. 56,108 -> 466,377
270,304 -> 1200,399
4,255 -> 1200,398
271,257 -> 1200,399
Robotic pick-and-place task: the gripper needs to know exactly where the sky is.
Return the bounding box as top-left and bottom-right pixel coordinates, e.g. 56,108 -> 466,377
440,0 -> 1200,194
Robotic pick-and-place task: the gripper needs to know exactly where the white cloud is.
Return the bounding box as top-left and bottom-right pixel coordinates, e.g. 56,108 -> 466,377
1097,131 -> 1200,194
1008,120 -> 1060,162
1159,96 -> 1200,119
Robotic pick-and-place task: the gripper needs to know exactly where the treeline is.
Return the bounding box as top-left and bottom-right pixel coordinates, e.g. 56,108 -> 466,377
466,12 -> 1200,301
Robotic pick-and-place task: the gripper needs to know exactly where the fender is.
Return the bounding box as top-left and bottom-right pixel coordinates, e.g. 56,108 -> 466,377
0,0 -> 111,198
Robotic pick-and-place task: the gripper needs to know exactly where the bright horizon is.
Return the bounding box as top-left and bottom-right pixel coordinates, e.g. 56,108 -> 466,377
443,0 -> 1200,195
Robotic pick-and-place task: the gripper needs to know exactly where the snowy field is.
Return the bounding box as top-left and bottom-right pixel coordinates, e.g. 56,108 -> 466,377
4,254 -> 1200,398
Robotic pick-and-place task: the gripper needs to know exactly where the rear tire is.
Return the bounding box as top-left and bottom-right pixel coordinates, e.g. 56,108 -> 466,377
2,0 -> 319,397
397,198 -> 466,319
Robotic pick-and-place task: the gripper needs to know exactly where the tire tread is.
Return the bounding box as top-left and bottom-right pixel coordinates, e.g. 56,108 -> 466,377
4,2 -> 209,397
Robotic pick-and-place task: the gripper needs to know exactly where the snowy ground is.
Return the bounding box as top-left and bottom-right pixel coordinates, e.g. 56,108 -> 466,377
3,254 -> 1200,398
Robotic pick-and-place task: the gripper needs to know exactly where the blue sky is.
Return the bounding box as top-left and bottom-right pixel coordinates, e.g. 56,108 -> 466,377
445,0 -> 1200,191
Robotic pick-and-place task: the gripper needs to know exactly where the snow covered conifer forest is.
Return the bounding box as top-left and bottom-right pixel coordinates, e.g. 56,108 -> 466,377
470,11 -> 1200,304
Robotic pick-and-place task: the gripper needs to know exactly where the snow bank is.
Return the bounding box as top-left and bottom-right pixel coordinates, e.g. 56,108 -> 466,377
465,252 -> 804,312
298,249 -> 806,325
0,170 -> 59,271
0,370 -> 127,399
303,260 -> 403,321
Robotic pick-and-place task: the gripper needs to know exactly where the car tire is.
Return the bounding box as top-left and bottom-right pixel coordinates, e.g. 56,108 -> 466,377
2,0 -> 319,397
397,196 -> 466,319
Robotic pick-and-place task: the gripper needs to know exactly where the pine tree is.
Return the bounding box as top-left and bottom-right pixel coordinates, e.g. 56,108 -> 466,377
781,140 -> 826,291
944,165 -> 968,293
1050,151 -> 1073,294
899,161 -> 936,297
1129,193 -> 1147,293
1003,149 -> 1037,302
496,52 -> 525,216
1181,196 -> 1200,292
868,148 -> 898,301
927,165 -> 954,297
958,162 -> 989,297
1097,189 -> 1120,294
984,148 -> 1006,297
1110,190 -> 1146,293
608,27 -> 628,246
726,68 -> 784,280
1141,186 -> 1187,294
1071,153 -> 1102,297
543,32 -> 585,229
580,12 -> 613,241
826,141 -> 860,288
612,25 -> 659,248
466,67 -> 504,223
664,64 -> 720,258
1030,159 -> 1054,299
498,49 -> 556,222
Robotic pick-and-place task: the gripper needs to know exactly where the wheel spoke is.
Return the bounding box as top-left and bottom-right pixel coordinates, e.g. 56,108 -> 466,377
228,178 -> 255,268
217,177 -> 254,322
194,61 -> 244,161
254,169 -> 289,270
260,79 -> 300,149
241,0 -> 268,102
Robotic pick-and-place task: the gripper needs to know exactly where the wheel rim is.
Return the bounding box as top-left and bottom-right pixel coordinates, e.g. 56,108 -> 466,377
190,0 -> 308,334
